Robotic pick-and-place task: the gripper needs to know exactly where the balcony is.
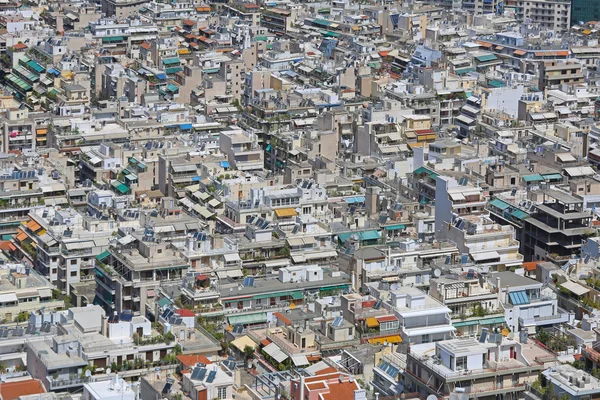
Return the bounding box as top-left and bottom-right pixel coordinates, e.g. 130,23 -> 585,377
518,308 -> 570,327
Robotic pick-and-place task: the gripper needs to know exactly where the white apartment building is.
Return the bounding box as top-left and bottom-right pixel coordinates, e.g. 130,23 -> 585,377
491,271 -> 571,333
369,285 -> 455,344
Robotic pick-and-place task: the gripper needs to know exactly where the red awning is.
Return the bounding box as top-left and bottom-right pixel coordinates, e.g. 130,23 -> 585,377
376,315 -> 398,323
196,274 -> 209,281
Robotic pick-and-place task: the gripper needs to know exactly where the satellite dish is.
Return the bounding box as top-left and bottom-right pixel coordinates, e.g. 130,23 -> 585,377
433,269 -> 441,278
427,396 -> 438,400
85,370 -> 92,377
106,368 -> 111,375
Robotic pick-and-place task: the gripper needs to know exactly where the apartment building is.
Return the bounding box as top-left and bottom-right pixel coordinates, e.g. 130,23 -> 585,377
446,214 -> 524,270
538,61 -> 585,91
515,0 -> 571,32
435,175 -> 487,241
95,209 -> 203,317
405,335 -> 551,399
219,128 -> 264,171
367,285 -> 455,344
430,273 -> 504,337
522,190 -> 593,262
101,0 -> 146,18
491,271 -> 570,333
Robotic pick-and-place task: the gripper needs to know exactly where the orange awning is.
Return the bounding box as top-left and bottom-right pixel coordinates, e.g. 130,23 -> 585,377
523,262 -> 538,271
513,50 -> 526,56
368,335 -> 402,344
7,243 -> 16,251
477,41 -> 492,48
36,128 -> 47,135
15,232 -> 27,242
26,220 -> 41,232
366,317 -> 379,327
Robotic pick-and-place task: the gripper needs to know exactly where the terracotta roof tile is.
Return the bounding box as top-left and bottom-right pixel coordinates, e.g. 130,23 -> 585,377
0,379 -> 45,400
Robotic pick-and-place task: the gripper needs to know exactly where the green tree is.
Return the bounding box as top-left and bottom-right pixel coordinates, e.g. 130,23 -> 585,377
14,311 -> 29,323
243,345 -> 255,360
542,381 -> 555,400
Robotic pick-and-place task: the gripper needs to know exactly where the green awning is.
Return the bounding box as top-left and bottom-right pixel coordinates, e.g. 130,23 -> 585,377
489,198 -> 510,210
96,250 -> 110,262
162,57 -> 181,65
228,312 -> 267,325
27,60 -> 44,73
320,30 -> 340,38
453,316 -> 505,327
522,174 -> 544,182
111,180 -> 130,194
319,285 -> 349,292
413,166 -> 438,178
265,144 -> 271,151
166,83 -> 179,92
102,36 -> 124,43
291,292 -> 303,300
542,173 -> 563,181
338,230 -> 381,242
385,224 -> 405,231
165,66 -> 182,74
455,67 -> 475,75
254,291 -> 292,300
489,80 -> 505,88
475,54 -> 497,62
511,209 -> 529,220
255,36 -> 268,41
158,297 -> 172,307
313,19 -> 332,27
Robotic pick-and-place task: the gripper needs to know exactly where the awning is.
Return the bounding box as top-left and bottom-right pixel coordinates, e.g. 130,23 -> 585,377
384,224 -> 405,231
26,220 -> 41,232
377,315 -> 398,323
368,335 -> 402,344
228,313 -> 267,325
471,251 -> 500,262
111,180 -> 130,194
287,237 -> 316,247
0,293 -> 18,303
37,288 -> 52,298
216,269 -> 243,279
366,317 -> 379,327
489,198 -> 510,210
231,335 -> 257,351
523,174 -> 544,182
162,57 -> 181,65
223,253 -> 241,262
449,193 -> 465,201
405,325 -> 455,337
274,208 -> 297,218
263,342 -> 289,363
542,173 -> 563,181
291,354 -> 309,366
291,292 -> 303,300
561,280 -> 589,296
15,232 -> 27,242
96,250 -> 110,262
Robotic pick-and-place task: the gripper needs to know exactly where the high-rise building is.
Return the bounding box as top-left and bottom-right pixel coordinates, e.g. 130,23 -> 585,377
571,0 -> 600,25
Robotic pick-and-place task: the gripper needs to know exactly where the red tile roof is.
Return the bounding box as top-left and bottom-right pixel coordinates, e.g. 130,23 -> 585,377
523,262 -> 538,272
273,312 -> 292,326
176,309 -> 195,317
13,43 -> 27,50
176,354 -> 212,367
0,379 -> 45,400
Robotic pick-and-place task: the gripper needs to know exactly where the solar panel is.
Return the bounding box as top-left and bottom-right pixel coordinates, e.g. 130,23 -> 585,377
291,225 -> 300,234
466,269 -> 475,279
262,221 -> 270,229
585,255 -> 591,264
120,312 -> 133,322
14,327 -> 23,336
162,382 -> 172,394
307,182 -> 312,189
243,277 -> 254,287
256,218 -> 264,227
26,324 -> 35,334
1,329 -> 8,338
223,360 -> 236,370
191,367 -> 206,381
445,256 -> 451,264
206,370 -> 216,383
461,255 -> 468,264
509,290 -> 530,305
479,328 -> 488,343
248,216 -> 256,224
373,300 -> 382,310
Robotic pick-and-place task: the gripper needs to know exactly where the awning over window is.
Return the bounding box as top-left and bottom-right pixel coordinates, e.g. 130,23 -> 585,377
96,250 -> 110,262
561,280 -> 589,296
368,335 -> 402,344
223,253 -> 241,262
0,293 -> 18,303
366,317 -> 379,327
263,342 -> 289,363
291,354 -> 309,366
471,251 -> 500,262
228,313 -> 267,325
274,208 -> 297,218
384,224 -> 405,231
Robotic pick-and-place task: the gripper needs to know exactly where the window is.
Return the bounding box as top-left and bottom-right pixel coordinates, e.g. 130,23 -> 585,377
456,356 -> 467,371
70,259 -> 77,265
217,386 -> 228,399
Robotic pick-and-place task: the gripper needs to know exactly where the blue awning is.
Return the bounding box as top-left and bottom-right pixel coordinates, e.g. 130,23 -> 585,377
219,161 -> 231,168
162,57 -> 181,65
180,123 -> 192,130
338,230 -> 381,243
509,291 -> 530,305
47,68 -> 60,76
344,196 -> 366,204
155,73 -> 167,80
